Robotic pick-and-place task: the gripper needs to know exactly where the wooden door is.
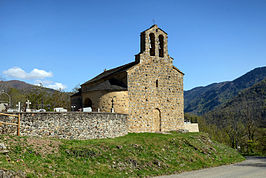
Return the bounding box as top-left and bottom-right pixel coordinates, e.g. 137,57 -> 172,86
153,108 -> 161,132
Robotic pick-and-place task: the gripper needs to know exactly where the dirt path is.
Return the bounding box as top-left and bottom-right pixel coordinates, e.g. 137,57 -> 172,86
156,157 -> 266,178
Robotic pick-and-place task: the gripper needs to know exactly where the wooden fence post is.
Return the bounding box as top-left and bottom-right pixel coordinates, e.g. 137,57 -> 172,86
0,113 -> 20,136
17,114 -> 20,136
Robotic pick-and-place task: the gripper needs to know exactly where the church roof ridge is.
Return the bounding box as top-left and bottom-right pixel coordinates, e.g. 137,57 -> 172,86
82,61 -> 137,86
173,66 -> 184,75
141,24 -> 168,35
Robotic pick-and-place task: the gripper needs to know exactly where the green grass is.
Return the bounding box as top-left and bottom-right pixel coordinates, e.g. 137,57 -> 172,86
0,132 -> 245,177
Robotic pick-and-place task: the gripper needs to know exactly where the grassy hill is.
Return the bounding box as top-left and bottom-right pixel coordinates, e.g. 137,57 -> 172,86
0,132 -> 244,177
184,66 -> 266,115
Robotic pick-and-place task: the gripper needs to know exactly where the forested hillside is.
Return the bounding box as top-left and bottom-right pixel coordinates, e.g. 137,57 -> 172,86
184,67 -> 266,115
0,80 -> 55,93
185,69 -> 266,155
205,78 -> 266,127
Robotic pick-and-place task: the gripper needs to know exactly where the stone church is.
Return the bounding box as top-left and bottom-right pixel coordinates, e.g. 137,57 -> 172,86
71,25 -> 185,132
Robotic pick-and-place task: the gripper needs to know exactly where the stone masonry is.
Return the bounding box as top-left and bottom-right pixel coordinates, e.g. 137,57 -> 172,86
0,112 -> 128,140
127,25 -> 184,132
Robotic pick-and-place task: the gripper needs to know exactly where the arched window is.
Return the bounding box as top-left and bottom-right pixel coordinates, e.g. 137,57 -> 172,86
159,35 -> 164,57
140,32 -> 146,53
156,79 -> 158,87
149,33 -> 155,56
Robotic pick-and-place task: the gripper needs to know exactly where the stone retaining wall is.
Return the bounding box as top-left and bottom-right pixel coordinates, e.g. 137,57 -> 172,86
0,169 -> 25,178
0,112 -> 128,140
184,123 -> 199,132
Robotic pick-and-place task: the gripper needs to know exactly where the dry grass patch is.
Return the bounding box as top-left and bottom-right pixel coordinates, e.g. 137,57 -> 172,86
26,137 -> 61,156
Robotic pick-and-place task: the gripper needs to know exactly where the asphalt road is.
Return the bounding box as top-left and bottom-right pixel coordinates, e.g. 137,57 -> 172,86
156,157 -> 266,178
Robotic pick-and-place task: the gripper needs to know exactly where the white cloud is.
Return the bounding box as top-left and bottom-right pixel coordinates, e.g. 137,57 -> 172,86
3,67 -> 52,79
3,67 -> 27,79
47,82 -> 67,90
28,68 -> 52,79
3,67 -> 66,91
34,80 -> 53,86
34,80 -> 67,91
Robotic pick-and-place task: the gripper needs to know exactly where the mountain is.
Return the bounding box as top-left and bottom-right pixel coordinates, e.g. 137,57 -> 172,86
0,80 -> 71,110
198,78 -> 266,155
0,80 -> 56,93
205,78 -> 266,127
184,66 -> 266,115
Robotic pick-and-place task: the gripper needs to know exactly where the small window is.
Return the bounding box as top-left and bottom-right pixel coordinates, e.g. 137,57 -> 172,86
149,33 -> 155,56
159,35 -> 164,57
156,80 -> 158,87
140,33 -> 146,53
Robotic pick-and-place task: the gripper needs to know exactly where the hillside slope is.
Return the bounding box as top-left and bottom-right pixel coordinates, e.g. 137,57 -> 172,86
0,80 -> 56,94
0,132 -> 244,177
205,78 -> 266,127
185,66 -> 266,115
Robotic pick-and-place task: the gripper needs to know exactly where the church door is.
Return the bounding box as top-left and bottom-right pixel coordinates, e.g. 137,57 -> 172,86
84,98 -> 92,108
153,108 -> 161,132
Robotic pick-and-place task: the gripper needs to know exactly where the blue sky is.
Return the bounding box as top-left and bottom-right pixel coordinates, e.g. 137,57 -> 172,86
0,0 -> 265,91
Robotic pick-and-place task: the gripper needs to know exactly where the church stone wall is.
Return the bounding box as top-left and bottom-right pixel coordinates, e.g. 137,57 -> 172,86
98,91 -> 129,114
127,57 -> 184,132
82,91 -> 128,114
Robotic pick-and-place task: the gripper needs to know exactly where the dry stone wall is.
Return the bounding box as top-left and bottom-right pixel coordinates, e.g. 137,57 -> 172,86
0,112 -> 128,140
0,169 -> 25,178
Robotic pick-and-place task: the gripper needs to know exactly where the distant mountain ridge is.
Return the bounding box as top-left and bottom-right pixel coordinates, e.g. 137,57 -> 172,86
184,66 -> 266,115
205,78 -> 266,127
0,80 -> 56,93
0,80 -> 71,110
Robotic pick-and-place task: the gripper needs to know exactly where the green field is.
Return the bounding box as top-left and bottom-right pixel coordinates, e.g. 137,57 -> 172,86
0,132 -> 245,177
